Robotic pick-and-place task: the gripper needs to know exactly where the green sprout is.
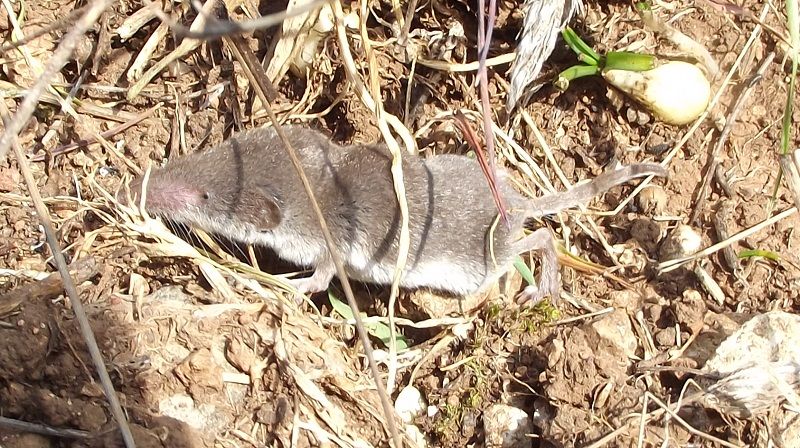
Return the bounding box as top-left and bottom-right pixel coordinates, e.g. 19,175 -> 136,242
738,249 -> 781,262
556,27 -> 656,90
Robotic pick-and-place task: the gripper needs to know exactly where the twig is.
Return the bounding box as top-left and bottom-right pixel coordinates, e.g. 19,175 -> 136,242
711,199 -> 741,274
330,4 -> 414,148
587,391 -> 743,448
644,392 -> 742,448
90,11 -> 112,76
221,3 -> 403,445
356,0 -> 407,402
704,0 -> 791,45
126,0 -> 218,100
520,110 -> 571,189
689,49 -> 775,224
31,103 -> 162,162
416,52 -> 515,71
144,0 -> 330,40
476,0 -> 509,226
0,416 -> 91,440
0,80 -> 138,123
397,0 -> 417,46
125,21 -> 169,82
0,0 -> 116,165
332,0 -> 416,408
659,206 -> 798,273
115,3 -> 160,41
0,257 -> 99,316
0,3 -> 89,53
694,262 -> 726,305
0,97 -> 135,448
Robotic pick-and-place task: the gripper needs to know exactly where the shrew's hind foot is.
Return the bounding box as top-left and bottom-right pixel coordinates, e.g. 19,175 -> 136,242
512,228 -> 561,306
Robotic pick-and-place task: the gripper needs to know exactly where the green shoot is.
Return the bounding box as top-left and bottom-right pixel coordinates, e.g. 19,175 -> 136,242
556,28 -> 656,90
604,51 -> 656,71
562,27 -> 601,65
329,291 -> 409,350
738,249 -> 781,262
781,0 -> 798,156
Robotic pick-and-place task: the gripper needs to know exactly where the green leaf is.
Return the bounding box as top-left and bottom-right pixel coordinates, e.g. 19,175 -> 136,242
738,249 -> 781,262
328,291 -> 409,350
561,27 -> 601,66
514,257 -> 535,285
328,290 -> 356,318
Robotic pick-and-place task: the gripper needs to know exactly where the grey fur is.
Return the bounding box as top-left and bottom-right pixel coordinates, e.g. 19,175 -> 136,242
129,125 -> 667,302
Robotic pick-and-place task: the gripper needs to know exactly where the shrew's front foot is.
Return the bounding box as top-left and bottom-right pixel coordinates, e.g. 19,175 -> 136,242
288,261 -> 336,303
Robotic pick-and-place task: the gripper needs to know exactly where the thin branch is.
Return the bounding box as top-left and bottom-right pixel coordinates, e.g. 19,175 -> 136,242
416,52 -> 515,71
0,257 -> 99,316
0,3 -> 90,53
0,416 -> 91,440
358,0 -> 406,402
659,206 -> 798,273
32,103 -> 163,162
144,0 -> 330,40
689,50 -> 775,223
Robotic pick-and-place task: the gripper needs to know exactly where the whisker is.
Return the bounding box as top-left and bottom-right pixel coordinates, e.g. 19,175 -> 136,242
173,222 -> 186,241
221,235 -> 250,262
170,221 -> 201,251
212,234 -> 234,259
166,220 -> 180,239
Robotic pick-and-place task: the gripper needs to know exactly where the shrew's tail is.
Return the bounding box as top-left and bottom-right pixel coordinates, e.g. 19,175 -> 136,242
528,163 -> 668,218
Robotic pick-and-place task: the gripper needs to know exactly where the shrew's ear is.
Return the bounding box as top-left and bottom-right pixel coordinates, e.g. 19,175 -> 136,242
242,186 -> 282,231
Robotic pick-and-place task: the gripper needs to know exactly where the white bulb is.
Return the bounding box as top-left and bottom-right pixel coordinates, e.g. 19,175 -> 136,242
603,61 -> 711,126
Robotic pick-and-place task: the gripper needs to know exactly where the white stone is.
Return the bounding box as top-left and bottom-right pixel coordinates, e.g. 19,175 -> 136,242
483,404 -> 534,448
395,386 -> 426,424
589,308 -> 638,360
702,311 -> 800,417
404,424 -> 428,448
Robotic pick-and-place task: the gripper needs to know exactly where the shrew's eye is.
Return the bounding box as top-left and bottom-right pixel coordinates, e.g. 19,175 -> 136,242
202,192 -> 210,200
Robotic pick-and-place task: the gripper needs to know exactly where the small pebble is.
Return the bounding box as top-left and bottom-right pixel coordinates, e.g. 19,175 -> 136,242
483,404 -> 534,448
637,185 -> 668,215
630,217 -> 663,254
659,224 -> 702,261
654,327 -> 677,347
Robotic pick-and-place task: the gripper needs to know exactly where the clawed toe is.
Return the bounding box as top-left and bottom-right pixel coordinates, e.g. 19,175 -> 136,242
517,282 -> 559,307
288,278 -> 317,303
